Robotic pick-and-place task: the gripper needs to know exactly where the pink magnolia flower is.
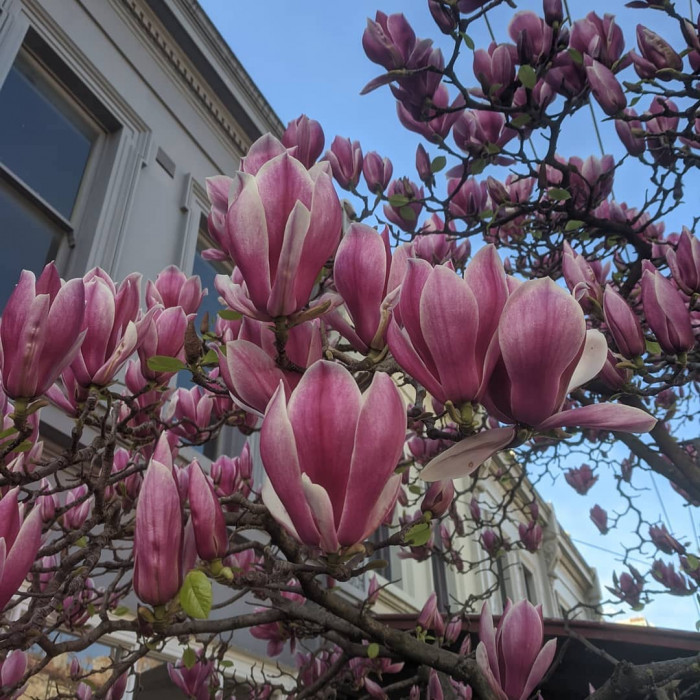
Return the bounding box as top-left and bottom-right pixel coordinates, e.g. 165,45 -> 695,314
0,489 -> 43,611
281,114 -> 325,169
473,43 -> 517,105
168,653 -> 215,700
420,480 -> 455,518
325,136 -> 363,190
164,386 -> 214,442
69,269 -> 145,389
421,279 -> 656,482
146,265 -> 205,316
260,361 -> 405,552
387,246 -> 509,407
476,599 -> 557,700
417,592 -> 446,637
137,306 -> 188,384
0,263 -> 86,401
210,134 -> 342,321
564,464 -> 598,495
384,178 -> 424,232
217,317 -> 322,415
331,224 -> 409,352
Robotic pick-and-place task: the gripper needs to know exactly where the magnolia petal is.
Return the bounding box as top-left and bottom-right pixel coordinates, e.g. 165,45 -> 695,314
386,318 -> 445,402
226,172 -> 272,310
260,381 -> 325,546
357,473 -> 402,544
420,427 -> 516,482
566,329 -> 607,393
268,200 -> 312,316
500,600 -> 545,699
498,278 -> 586,427
300,474 -> 340,553
478,600 -> 501,683
287,361 -> 360,522
333,224 -> 387,347
537,403 -> 657,432
519,638 -> 557,700
420,265 -> 481,403
337,372 -> 405,544
260,479 -> 304,544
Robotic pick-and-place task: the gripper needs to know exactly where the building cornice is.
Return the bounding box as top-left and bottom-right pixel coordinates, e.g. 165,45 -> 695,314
117,0 -> 281,156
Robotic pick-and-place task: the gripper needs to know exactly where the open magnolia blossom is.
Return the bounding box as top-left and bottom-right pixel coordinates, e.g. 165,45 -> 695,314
259,360 -> 406,553
420,278 -> 657,481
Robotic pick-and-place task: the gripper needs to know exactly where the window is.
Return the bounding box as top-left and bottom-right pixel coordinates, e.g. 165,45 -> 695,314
0,37 -> 112,308
523,565 -> 538,604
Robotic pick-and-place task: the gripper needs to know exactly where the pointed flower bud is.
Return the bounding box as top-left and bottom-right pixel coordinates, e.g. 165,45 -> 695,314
615,108 -> 646,157
418,592 -> 446,637
589,504 -> 608,534
585,58 -> 626,116
188,460 -> 229,561
603,287 -> 645,358
420,480 -> 455,518
666,228 -> 700,294
641,265 -> 694,354
133,441 -> 183,606
0,489 -> 43,611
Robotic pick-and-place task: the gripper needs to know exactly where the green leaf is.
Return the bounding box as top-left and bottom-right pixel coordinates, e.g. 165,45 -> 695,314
645,339 -> 662,356
517,65 -> 537,90
469,159 -> 486,175
629,95 -> 641,107
685,554 -> 699,571
11,440 -> 34,453
388,194 -> 410,207
367,643 -> 380,659
404,522 -> 432,547
201,348 -> 219,366
180,570 -> 213,619
510,113 -> 531,128
547,188 -> 571,201
218,309 -> 242,321
182,647 -> 197,669
75,536 -> 88,548
430,155 -> 447,173
398,205 -> 417,222
568,48 -> 583,65
460,32 -> 475,50
408,484 -> 422,495
113,605 -> 131,617
564,219 -> 584,231
146,356 -> 187,373
485,142 -> 501,155
0,426 -> 19,440
220,660 -> 234,669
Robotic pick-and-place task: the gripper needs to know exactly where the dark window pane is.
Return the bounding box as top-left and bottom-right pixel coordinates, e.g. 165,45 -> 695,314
0,62 -> 93,218
0,179 -> 58,310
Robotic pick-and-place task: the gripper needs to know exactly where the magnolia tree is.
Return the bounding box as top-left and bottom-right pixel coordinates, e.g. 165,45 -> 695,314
1,0 -> 699,697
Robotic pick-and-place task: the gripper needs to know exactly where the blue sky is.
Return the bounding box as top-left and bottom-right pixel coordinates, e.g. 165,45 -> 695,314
199,0 -> 700,631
